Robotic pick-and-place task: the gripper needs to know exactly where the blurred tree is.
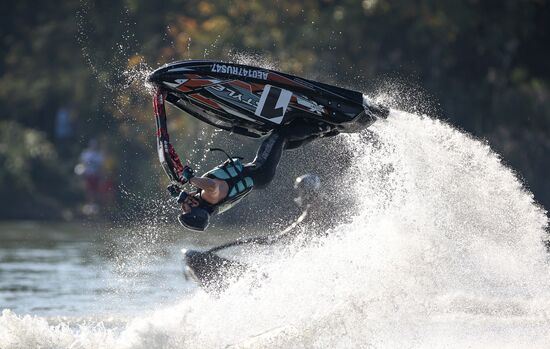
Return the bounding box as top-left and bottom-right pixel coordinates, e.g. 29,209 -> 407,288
0,0 -> 548,219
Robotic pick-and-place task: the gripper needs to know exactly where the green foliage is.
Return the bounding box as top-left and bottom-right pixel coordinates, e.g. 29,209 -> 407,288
0,0 -> 548,218
0,121 -> 57,190
0,121 -> 79,219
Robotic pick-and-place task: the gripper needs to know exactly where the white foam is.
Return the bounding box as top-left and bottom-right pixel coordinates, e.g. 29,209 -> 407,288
2,110 -> 549,348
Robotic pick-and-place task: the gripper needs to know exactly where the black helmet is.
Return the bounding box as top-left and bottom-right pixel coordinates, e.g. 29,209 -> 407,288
294,174 -> 321,207
178,207 -> 210,231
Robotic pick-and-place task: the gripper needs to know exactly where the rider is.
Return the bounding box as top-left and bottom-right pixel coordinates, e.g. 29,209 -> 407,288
176,121 -> 336,231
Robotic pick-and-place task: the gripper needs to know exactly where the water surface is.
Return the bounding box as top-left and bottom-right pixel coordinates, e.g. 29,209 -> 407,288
0,221 -> 217,316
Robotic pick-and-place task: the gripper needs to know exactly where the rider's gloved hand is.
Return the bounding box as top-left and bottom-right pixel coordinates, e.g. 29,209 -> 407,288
167,184 -> 181,198
176,191 -> 189,204
181,165 -> 195,184
322,128 -> 340,138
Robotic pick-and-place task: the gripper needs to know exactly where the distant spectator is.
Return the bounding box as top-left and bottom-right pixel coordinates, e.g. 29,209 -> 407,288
75,139 -> 105,214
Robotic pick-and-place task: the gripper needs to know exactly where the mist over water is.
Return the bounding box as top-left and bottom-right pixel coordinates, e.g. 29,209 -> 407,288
2,109 -> 549,348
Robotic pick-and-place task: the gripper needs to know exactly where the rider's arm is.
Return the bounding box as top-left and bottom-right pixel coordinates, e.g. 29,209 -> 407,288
189,177 -> 219,194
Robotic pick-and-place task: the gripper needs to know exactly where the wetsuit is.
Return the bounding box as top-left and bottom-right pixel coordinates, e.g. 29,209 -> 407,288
200,121 -> 336,214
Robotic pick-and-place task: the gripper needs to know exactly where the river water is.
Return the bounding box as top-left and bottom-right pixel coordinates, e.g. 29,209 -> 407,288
0,221 -> 202,316
1,110 -> 549,348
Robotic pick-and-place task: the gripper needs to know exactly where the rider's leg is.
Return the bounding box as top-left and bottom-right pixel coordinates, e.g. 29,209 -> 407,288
244,132 -> 286,189
244,121 -> 337,189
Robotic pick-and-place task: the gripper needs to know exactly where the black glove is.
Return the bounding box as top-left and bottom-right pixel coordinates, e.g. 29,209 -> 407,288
181,165 -> 195,184
167,184 -> 181,198
177,191 -> 189,204
322,128 -> 340,138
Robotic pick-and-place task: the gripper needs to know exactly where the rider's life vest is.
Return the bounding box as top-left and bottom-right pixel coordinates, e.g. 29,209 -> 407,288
202,158 -> 254,214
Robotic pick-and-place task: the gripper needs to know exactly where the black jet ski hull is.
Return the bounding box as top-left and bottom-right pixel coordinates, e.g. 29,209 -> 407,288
149,60 -> 388,138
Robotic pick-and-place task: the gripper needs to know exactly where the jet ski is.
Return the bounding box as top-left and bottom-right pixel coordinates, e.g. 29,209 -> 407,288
149,60 -> 389,187
148,60 -> 389,139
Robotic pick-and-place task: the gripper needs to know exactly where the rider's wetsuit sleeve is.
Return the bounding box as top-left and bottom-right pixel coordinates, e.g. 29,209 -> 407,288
244,132 -> 287,190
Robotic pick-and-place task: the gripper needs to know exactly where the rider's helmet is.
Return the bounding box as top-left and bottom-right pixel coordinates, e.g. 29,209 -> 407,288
178,207 -> 210,231
293,174 -> 321,208
176,191 -> 210,231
